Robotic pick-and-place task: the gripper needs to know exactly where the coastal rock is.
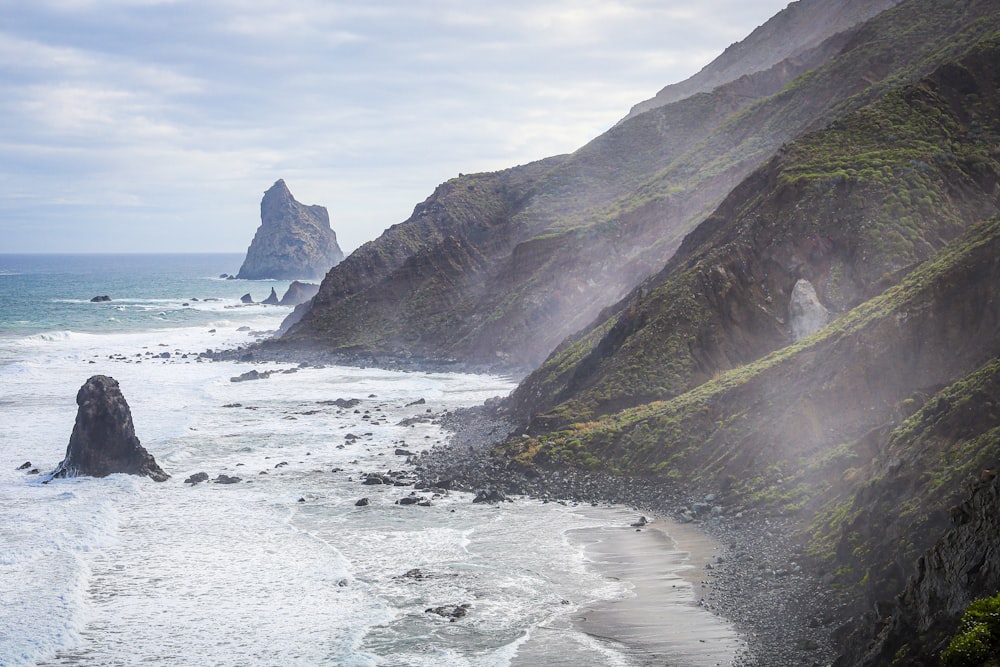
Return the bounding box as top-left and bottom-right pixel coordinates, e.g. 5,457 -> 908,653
261,287 -> 280,305
789,278 -> 829,340
236,179 -> 345,280
16,461 -> 31,470
355,497 -> 370,506
472,489 -> 507,504
279,281 -> 320,306
425,603 -> 471,622
90,295 -> 111,302
51,375 -> 169,482
214,474 -> 241,484
230,369 -> 272,383
184,472 -> 209,485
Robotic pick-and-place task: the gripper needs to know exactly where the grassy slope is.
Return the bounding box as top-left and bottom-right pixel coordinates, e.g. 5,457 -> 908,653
513,24 -> 1000,425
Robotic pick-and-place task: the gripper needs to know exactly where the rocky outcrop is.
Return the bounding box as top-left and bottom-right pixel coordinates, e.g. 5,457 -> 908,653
236,180 -> 344,280
51,375 -> 169,482
274,0 -> 986,371
279,281 -> 319,306
261,287 -> 280,305
837,473 -> 1000,666
789,279 -> 829,340
622,0 -> 902,120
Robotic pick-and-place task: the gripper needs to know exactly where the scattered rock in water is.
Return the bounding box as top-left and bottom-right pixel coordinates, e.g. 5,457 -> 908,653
630,515 -> 649,527
425,604 -> 471,622
90,295 -> 111,302
237,326 -> 252,332
214,474 -> 241,484
318,398 -> 361,408
261,287 -> 280,305
406,398 -> 426,406
230,369 -> 273,383
51,375 -> 169,482
184,472 -> 210,485
240,293 -> 254,304
472,489 -> 507,504
16,461 -> 31,471
397,496 -> 421,505
355,497 -> 370,507
395,448 -> 415,456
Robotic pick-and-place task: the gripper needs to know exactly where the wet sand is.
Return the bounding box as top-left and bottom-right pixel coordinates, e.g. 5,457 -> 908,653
512,511 -> 744,666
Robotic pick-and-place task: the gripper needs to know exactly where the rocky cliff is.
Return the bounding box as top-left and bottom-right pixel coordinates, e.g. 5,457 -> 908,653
277,0 -> 991,371
497,19 -> 1000,665
52,375 -> 169,482
237,180 -> 344,280
621,0 -> 902,120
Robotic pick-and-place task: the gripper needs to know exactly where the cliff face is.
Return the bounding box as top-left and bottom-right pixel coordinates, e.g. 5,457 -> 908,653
279,0 -> 991,370
237,180 -> 344,281
622,0 -> 902,120
500,21 -> 1000,664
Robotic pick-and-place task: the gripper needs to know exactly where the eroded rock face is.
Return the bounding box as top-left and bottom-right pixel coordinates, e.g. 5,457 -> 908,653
52,375 -> 169,482
237,180 -> 344,280
789,278 -> 829,340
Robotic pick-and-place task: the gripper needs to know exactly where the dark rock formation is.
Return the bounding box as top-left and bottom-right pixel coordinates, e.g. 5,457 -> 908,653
279,281 -> 320,306
472,489 -> 507,504
236,180 -> 344,280
837,474 -> 1000,666
51,375 -> 169,482
213,474 -> 241,484
425,603 -> 470,622
90,295 -> 111,302
240,293 -> 254,304
184,472 -> 209,485
261,287 -> 280,305
355,497 -> 370,506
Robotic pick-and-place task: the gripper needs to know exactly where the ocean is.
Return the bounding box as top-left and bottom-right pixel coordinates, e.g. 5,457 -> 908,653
0,254 -> 740,666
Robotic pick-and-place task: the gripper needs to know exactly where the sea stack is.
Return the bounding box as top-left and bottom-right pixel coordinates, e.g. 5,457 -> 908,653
236,179 -> 345,280
51,375 -> 169,482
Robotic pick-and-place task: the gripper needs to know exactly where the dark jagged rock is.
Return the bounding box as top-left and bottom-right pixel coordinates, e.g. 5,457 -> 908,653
16,461 -> 31,470
236,180 -> 344,280
51,375 -> 169,482
184,472 -> 209,485
472,489 -> 507,504
425,603 -> 470,622
354,497 -> 369,506
837,474 -> 1000,666
230,369 -> 272,383
261,287 -> 280,305
279,281 -> 320,306
240,293 -> 254,304
90,295 -> 111,302
213,474 -> 241,484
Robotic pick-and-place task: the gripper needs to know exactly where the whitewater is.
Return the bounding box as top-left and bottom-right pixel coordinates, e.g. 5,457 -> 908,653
0,254 -> 740,666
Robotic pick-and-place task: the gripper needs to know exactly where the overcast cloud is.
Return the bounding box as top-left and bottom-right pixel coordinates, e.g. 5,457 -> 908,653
0,0 -> 789,253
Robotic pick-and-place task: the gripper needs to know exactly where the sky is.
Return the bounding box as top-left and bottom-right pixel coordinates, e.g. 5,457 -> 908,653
0,0 -> 791,254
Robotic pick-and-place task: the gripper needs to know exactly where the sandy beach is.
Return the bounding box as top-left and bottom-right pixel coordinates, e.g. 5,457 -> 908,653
511,510 -> 743,666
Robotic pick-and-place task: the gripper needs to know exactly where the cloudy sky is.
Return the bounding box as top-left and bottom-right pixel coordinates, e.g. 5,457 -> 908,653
1,0 -> 790,254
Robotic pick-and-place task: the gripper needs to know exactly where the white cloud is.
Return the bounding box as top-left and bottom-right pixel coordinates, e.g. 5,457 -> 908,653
0,0 -> 791,253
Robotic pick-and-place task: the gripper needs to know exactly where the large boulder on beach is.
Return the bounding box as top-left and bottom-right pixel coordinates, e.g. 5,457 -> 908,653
236,179 -> 344,280
52,375 -> 169,482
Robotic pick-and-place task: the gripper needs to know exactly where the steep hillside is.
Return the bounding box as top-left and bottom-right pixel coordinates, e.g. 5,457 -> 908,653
279,0 -> 997,371
623,0 -> 901,120
498,27 -> 1000,666
513,33 -> 1000,424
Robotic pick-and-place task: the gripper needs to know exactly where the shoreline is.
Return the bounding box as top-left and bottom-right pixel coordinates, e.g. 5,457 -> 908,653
208,346 -> 841,666
416,405 -> 842,667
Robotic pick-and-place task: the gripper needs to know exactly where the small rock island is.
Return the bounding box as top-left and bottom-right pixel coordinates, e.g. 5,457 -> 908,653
236,179 -> 345,280
51,375 -> 169,482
